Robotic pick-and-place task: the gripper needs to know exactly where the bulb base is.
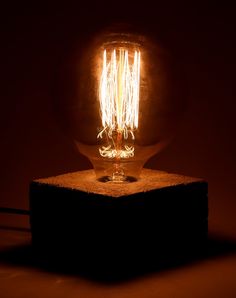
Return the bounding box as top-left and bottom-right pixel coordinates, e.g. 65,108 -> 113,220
30,168 -> 208,277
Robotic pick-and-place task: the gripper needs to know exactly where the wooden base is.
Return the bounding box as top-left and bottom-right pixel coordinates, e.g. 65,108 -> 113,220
29,169 -> 208,274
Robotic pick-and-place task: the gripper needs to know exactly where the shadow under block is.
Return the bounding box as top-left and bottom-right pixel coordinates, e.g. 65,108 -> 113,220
30,169 -> 208,272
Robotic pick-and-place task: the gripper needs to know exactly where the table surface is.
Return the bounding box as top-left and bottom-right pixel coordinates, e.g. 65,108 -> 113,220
0,219 -> 236,298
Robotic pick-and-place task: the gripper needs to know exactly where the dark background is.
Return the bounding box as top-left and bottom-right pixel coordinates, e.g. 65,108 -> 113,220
0,1 -> 235,240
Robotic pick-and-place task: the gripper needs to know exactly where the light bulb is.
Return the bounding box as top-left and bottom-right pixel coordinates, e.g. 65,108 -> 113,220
54,27 -> 185,182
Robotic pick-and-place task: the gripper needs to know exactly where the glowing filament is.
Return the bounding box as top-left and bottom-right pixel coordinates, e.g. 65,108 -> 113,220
98,48 -> 141,159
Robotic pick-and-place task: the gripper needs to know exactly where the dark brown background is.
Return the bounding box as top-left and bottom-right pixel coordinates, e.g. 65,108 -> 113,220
0,1 -> 235,240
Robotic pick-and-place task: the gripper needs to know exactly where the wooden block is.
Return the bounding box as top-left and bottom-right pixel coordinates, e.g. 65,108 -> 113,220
29,169 -> 208,273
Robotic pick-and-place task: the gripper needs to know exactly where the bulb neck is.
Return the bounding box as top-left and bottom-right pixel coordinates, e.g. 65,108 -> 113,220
90,158 -> 144,183
111,163 -> 125,183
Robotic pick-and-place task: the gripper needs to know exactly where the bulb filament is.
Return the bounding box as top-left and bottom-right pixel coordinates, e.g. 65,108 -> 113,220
98,48 -> 141,160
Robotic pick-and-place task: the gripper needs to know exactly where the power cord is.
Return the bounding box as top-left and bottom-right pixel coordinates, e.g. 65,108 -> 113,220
0,207 -> 29,215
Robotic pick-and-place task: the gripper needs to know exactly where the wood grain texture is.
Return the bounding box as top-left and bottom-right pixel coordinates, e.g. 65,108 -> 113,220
32,168 -> 205,198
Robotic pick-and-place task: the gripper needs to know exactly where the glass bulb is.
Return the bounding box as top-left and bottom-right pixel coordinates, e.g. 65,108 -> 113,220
54,27 -> 185,182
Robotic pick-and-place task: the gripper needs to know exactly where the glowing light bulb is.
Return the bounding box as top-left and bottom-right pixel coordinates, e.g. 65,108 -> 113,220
96,46 -> 141,181
54,27 -> 185,182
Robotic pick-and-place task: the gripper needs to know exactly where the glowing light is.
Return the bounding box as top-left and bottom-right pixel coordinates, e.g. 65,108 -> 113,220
98,48 -> 141,159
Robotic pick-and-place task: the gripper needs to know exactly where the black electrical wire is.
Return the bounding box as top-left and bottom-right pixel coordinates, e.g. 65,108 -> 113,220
0,207 -> 30,216
0,207 -> 30,232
